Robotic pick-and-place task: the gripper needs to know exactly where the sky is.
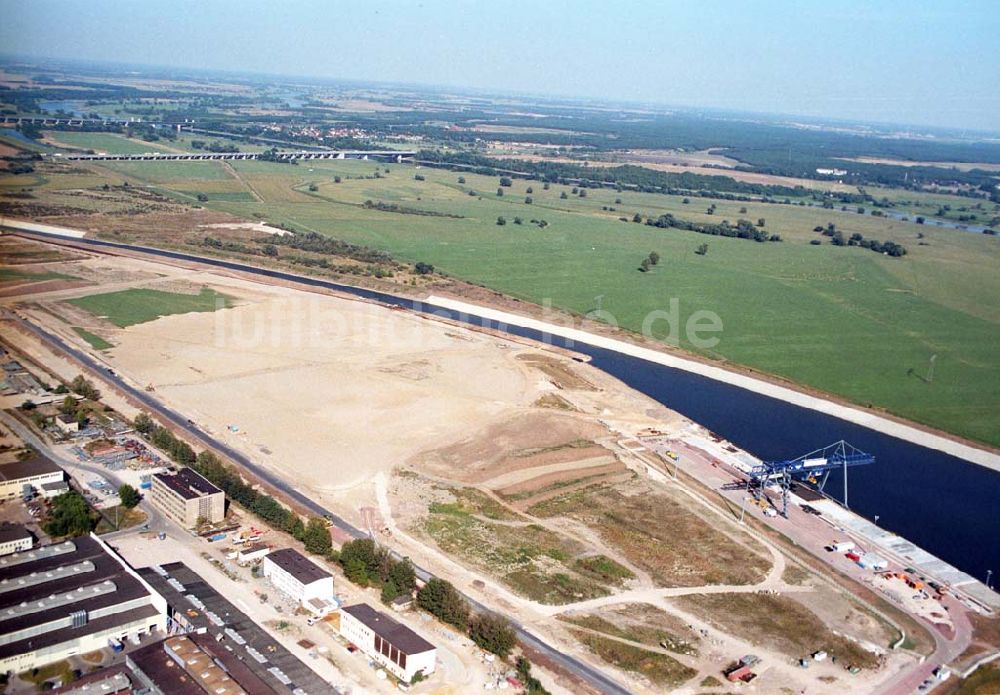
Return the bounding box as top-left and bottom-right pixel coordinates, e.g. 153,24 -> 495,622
2,0 -> 998,132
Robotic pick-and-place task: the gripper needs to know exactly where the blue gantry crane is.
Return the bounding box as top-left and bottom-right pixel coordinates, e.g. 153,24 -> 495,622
746,440 -> 875,517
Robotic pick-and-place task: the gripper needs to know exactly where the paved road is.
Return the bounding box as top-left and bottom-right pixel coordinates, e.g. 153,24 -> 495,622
0,410 -> 168,539
7,311 -> 633,695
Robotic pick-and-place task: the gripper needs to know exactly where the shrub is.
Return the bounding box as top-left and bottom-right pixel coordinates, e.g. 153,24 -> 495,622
469,613 -> 517,658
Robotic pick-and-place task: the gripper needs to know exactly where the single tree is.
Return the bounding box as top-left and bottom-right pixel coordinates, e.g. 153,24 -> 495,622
381,579 -> 400,604
416,578 -> 470,630
696,243 -> 709,256
648,251 -> 660,265
303,517 -> 332,555
45,491 -> 94,537
469,613 -> 517,658
388,559 -> 416,594
496,216 -> 506,226
344,557 -> 368,586
70,376 -> 100,400
288,516 -> 306,542
118,484 -> 141,509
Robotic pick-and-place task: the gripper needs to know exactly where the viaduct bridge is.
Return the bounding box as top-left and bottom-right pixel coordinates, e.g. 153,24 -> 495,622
49,150 -> 415,163
1,115 -> 185,127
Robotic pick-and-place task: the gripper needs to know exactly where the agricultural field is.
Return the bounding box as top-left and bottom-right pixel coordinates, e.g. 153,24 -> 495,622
4,154 -> 999,445
42,131 -> 180,155
66,286 -> 232,327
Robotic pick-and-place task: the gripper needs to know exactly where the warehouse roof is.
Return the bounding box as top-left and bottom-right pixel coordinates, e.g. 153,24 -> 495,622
342,603 -> 435,656
265,548 -> 331,585
0,535 -> 162,660
0,523 -> 30,544
0,454 -> 63,482
154,467 -> 221,500
138,562 -> 329,694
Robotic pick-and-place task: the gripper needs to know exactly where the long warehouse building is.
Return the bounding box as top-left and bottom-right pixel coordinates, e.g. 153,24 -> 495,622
0,534 -> 168,673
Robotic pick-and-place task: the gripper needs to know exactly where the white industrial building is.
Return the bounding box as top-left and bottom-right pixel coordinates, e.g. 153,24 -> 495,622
261,548 -> 336,615
340,603 -> 436,683
0,524 -> 32,556
0,454 -> 65,501
236,542 -> 270,565
0,534 -> 168,673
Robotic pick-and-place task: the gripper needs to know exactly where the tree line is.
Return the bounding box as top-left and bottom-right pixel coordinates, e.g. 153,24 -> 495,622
645,214 -> 782,243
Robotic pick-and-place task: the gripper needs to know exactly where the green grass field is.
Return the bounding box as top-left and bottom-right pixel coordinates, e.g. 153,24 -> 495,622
72,326 -> 113,350
0,268 -> 79,282
67,287 -> 232,327
43,131 -> 179,155
18,156 -> 1000,446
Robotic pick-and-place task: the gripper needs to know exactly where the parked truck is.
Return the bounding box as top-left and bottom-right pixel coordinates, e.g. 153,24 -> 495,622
831,541 -> 855,552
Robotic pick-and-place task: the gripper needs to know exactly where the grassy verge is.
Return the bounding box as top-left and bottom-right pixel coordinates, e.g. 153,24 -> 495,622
95,506 -> 147,534
430,485 -> 521,521
72,326 -> 113,350
0,267 -> 79,282
570,629 -> 697,688
559,613 -> 697,656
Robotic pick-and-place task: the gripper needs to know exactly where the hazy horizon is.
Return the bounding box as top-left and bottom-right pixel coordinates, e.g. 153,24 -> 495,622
2,0 -> 998,132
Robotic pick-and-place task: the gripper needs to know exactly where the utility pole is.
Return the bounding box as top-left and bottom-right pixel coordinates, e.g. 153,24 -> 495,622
739,494 -> 748,525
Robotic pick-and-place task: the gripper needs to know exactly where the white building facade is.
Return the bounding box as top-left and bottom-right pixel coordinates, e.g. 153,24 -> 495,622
339,603 -> 436,683
261,548 -> 334,614
0,455 -> 65,501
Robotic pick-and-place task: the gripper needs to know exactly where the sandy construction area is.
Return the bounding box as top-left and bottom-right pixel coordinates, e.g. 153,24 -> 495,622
104,278 -> 545,493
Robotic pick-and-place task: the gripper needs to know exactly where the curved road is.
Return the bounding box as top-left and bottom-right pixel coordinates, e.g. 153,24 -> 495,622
6,310 -> 633,695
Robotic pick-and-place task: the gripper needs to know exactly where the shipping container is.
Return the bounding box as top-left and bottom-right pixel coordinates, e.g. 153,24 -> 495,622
726,665 -> 752,682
